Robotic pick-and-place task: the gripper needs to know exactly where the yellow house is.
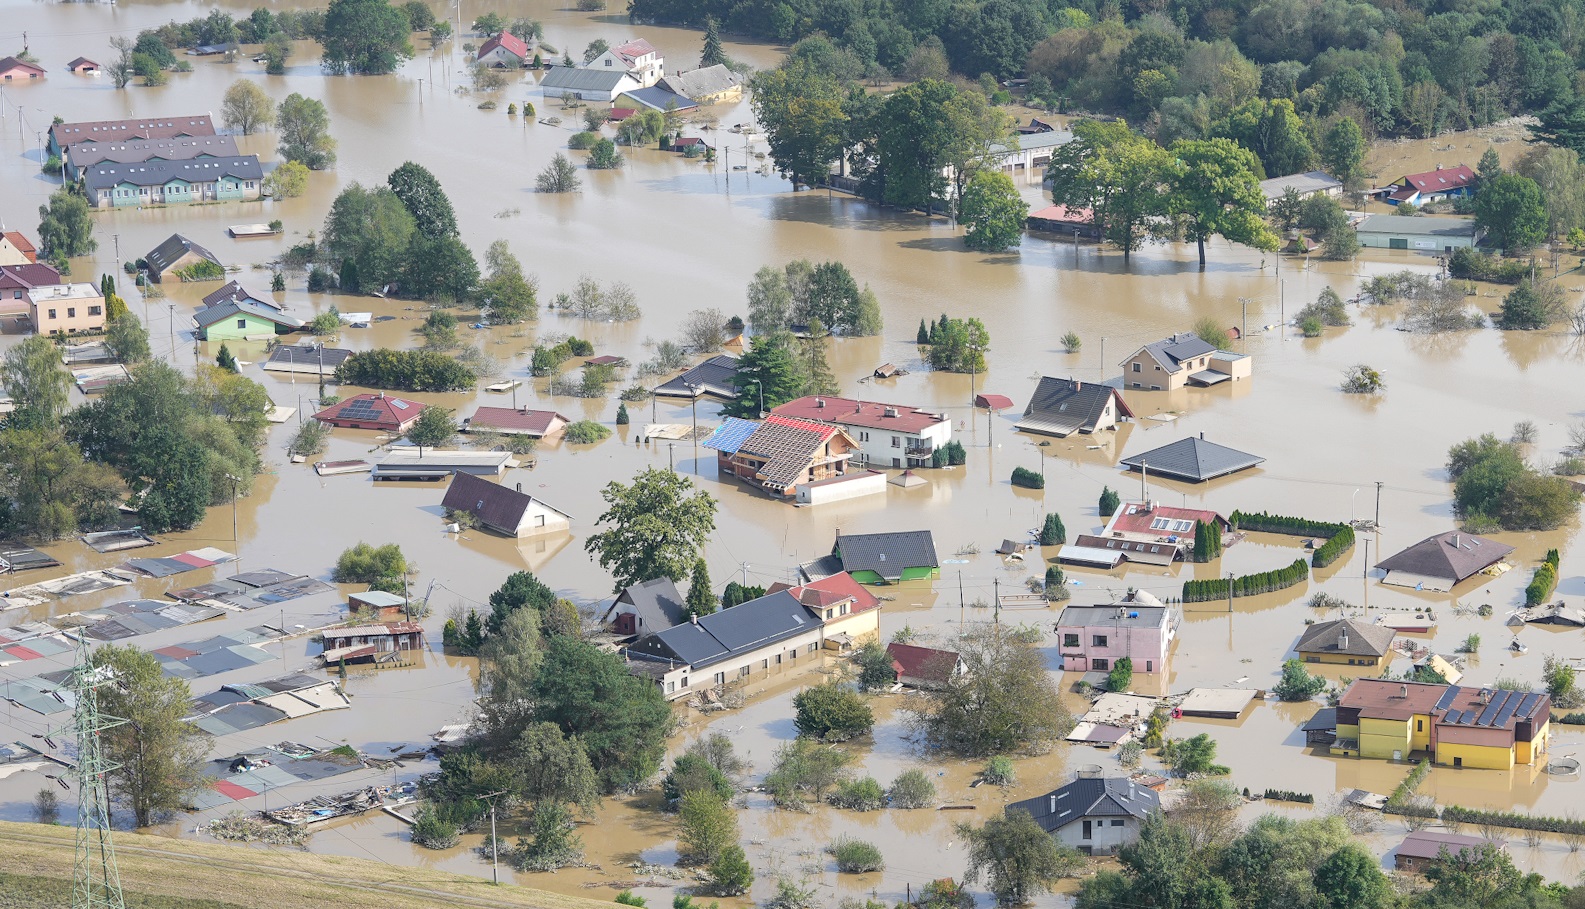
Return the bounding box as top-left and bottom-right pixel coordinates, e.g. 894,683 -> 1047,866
771,571 -> 882,651
1330,678 -> 1551,769
1296,618 -> 1396,667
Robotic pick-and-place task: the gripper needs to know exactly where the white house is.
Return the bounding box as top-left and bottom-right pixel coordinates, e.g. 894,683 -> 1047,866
589,38 -> 663,87
539,66 -> 642,103
624,590 -> 826,699
769,395 -> 952,470
440,472 -> 570,538
1006,774 -> 1161,856
476,32 -> 529,67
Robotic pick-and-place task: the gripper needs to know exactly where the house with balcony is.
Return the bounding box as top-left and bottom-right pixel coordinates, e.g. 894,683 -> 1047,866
1056,592 -> 1179,675
769,395 -> 952,469
1331,678 -> 1551,770
588,38 -> 664,87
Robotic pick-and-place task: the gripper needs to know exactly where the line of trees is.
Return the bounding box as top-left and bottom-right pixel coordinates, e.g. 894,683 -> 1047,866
1228,510 -> 1355,567
1182,558 -> 1309,602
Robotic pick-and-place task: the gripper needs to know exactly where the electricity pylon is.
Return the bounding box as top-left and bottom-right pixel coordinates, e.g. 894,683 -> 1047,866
67,635 -> 127,909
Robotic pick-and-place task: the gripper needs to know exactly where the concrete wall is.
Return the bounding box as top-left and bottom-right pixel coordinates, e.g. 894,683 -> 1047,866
1055,623 -> 1168,673
29,291 -> 104,335
796,471 -> 887,505
508,501 -> 572,538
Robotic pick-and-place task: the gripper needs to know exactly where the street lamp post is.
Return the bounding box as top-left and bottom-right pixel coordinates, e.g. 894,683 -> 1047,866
741,378 -> 764,417
224,473 -> 243,565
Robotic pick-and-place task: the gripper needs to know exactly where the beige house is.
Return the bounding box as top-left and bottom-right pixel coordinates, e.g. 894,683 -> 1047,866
1120,332 -> 1251,391
27,283 -> 105,334
0,231 -> 36,266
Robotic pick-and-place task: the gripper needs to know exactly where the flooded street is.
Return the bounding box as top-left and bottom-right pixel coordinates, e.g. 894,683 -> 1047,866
2,0 -> 1585,904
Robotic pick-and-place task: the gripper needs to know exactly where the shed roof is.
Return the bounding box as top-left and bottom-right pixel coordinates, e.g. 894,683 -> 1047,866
1118,436 -> 1264,482
1356,215 -> 1478,238
1006,776 -> 1160,833
263,345 -> 351,370
1375,531 -> 1514,582
1295,618 -> 1396,658
885,642 -> 961,684
1258,170 -> 1342,201
1397,831 -> 1502,862
835,530 -> 938,576
620,86 -> 700,112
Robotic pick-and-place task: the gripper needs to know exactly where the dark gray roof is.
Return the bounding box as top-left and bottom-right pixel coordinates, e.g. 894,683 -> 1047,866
660,64 -> 742,100
146,233 -> 221,274
653,354 -> 741,399
440,471 -> 567,535
797,554 -> 844,582
539,66 -> 636,93
1017,376 -> 1130,437
201,280 -> 279,310
1007,777 -> 1160,833
85,155 -> 262,192
621,85 -> 700,112
615,577 -> 688,633
626,590 -> 816,669
193,299 -> 304,330
1118,436 -> 1264,482
1133,333 -> 1216,373
1296,618 -> 1396,658
68,135 -> 240,170
265,345 -> 353,369
1375,531 -> 1514,582
1302,707 -> 1338,732
835,531 -> 938,578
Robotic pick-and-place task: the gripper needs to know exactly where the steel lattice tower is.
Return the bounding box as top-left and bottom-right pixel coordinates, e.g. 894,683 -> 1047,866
68,635 -> 127,909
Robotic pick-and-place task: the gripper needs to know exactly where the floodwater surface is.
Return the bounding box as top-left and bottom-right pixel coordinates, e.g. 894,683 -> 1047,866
1,1 -> 1584,904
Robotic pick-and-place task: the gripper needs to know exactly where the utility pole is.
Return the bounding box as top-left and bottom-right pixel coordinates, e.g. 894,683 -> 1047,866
67,635 -> 128,909
740,562 -> 749,586
1227,572 -> 1233,614
1239,297 -> 1250,344
958,571 -> 964,625
668,442 -> 675,472
167,303 -> 175,358
479,790 -> 507,885
1363,538 -> 1370,614
1099,337 -> 1105,379
993,577 -> 1000,625
1374,481 -> 1383,528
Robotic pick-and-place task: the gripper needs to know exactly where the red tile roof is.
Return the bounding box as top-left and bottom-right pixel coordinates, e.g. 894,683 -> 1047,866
770,395 -> 947,434
612,38 -> 658,63
975,394 -> 1014,409
2,232 -> 37,262
1338,679 -> 1447,721
887,642 -> 961,684
607,108 -> 637,122
468,407 -> 569,435
478,31 -> 529,60
1401,165 -> 1475,194
1028,203 -> 1093,223
771,571 -> 881,615
1104,503 -> 1225,537
314,393 -> 428,432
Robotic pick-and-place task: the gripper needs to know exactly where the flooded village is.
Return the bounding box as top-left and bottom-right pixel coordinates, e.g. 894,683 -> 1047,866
1,0 -> 1585,907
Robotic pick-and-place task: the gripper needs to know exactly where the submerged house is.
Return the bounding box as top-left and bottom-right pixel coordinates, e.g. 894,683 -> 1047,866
261,344 -> 351,375
659,64 -> 743,103
1120,332 -> 1251,391
588,38 -> 664,87
1295,618 -> 1396,667
830,530 -> 939,583
320,621 -> 425,663
1061,501 -> 1229,567
1395,832 -> 1505,872
653,354 -> 740,400
144,234 -> 223,283
771,571 -> 882,650
440,472 -> 571,539
1355,214 -> 1481,251
770,395 -> 952,469
66,134 -> 240,180
27,283 -> 106,335
624,590 -> 826,699
476,31 -> 530,67
1375,531 -> 1514,592
193,281 -> 302,340
1056,595 -> 1179,675
885,642 -> 965,689
1006,774 -> 1161,856
706,415 -> 858,497
1016,377 -> 1133,438
0,57 -> 46,81
84,156 -> 264,209
602,577 -> 688,637
48,115 -> 216,157
1371,164 -> 1477,206
314,392 -> 428,433
464,406 -> 570,438
1332,678 -> 1551,769
0,230 -> 38,266
1118,435 -> 1265,483
1258,170 -> 1342,202
538,66 -> 641,103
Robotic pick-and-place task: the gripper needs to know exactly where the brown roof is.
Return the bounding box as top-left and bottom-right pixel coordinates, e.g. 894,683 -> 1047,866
1337,679 -> 1447,720
440,472 -> 564,533
322,621 -> 424,641
1295,618 -> 1396,658
2,232 -> 36,261
478,31 -> 529,60
50,115 -> 216,148
314,392 -> 428,431
0,263 -> 62,290
887,642 -> 961,684
0,57 -> 45,76
468,407 -> 568,436
1376,531 -> 1514,582
1397,831 -> 1502,861
771,395 -> 947,434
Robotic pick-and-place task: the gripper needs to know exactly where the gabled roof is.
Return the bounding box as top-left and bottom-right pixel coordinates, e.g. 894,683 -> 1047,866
1007,777 -> 1160,833
703,417 -> 760,455
192,298 -> 304,330
1398,831 -> 1503,862
1295,618 -> 1396,658
1258,170 -> 1342,201
2,232 -> 37,261
68,57 -> 100,69
653,354 -> 740,398
50,115 -> 216,148
738,415 -> 844,488
467,407 -> 569,435
613,577 -> 688,632
68,135 -> 240,170
263,345 -> 351,370
478,31 -> 529,60
886,642 -> 961,684
1375,531 -> 1514,582
314,392 -> 428,430
85,156 -> 263,192
627,590 -> 816,669
611,38 -> 659,63
772,571 -> 882,615
1118,436 -> 1264,482
201,279 -> 278,311
660,64 -> 742,100
539,66 -> 637,93
620,86 -> 699,112
1017,376 -> 1133,437
1126,332 -> 1216,373
146,234 -> 221,274
0,263 -> 60,290
1401,164 -> 1476,193
835,530 -> 938,576
0,57 -> 46,76
771,395 -> 948,434
441,471 -> 568,534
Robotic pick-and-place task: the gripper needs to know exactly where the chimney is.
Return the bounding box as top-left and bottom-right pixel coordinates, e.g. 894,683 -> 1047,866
1338,629 -> 1349,650
1075,379 -> 1081,390
691,614 -> 699,625
515,482 -> 523,493
1401,685 -> 1408,699
1050,795 -> 1057,813
1199,431 -> 1204,440
815,398 -> 825,408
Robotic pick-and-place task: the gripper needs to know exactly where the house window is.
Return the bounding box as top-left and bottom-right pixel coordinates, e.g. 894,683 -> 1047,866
1145,661 -> 1152,671
667,681 -> 675,693
67,307 -> 76,318
89,305 -> 102,316
604,59 -> 611,66
858,431 -> 869,442
1150,385 -> 1161,391
891,436 -> 900,447
713,671 -> 726,685
236,319 -> 247,329
535,514 -> 546,527
739,666 -> 751,678
47,309 -> 56,319
1132,362 -> 1140,373
1092,635 -> 1108,647
775,654 -> 782,664
1111,819 -> 1124,827
808,643 -> 818,654
1416,719 -> 1423,732
681,676 -> 689,688
1092,658 -> 1109,670
1063,634 -> 1079,648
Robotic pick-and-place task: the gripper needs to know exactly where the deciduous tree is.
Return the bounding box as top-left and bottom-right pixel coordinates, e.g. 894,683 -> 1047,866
93,644 -> 210,827
221,79 -> 275,135
36,188 -> 95,262
388,161 -> 458,238
907,625 -> 1071,756
1,336 -> 71,430
584,468 -> 718,591
277,93 -> 337,169
1169,138 -> 1277,266
1474,172 -> 1547,254
960,169 -> 1027,252
959,809 -> 1082,905
320,0 -> 413,74
529,635 -> 671,791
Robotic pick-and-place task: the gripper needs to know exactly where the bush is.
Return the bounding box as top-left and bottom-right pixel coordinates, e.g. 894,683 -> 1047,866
1297,287 -> 1350,328
1526,550 -> 1560,606
1105,657 -> 1132,693
1300,316 -> 1323,337
287,420 -> 329,458
1228,510 -> 1354,568
1038,512 -> 1065,545
826,836 -> 885,871
1043,565 -> 1068,602
706,845 -> 754,896
562,420 -> 611,444
887,769 -> 936,808
826,777 -> 885,811
1099,486 -> 1119,516
1161,733 -> 1229,775
1262,789 -> 1314,804
1448,247 -> 1530,284
1272,658 -> 1327,701
1010,466 -> 1043,489
1340,364 -> 1385,394
410,806 -> 460,849
794,681 -> 873,741
335,348 -> 475,392
332,542 -> 407,591
568,130 -> 598,149
664,753 -> 734,803
1061,331 -> 1081,353
982,756 -> 1015,787
1458,633 -> 1481,653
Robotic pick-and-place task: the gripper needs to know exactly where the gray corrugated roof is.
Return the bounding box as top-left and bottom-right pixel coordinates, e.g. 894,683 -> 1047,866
85,155 -> 263,191
1259,170 -> 1342,200
67,135 -> 240,169
1295,618 -> 1396,658
1357,215 -> 1478,238
621,85 -> 700,112
1375,531 -> 1515,581
1007,777 -> 1160,833
835,531 -> 938,578
193,299 -> 304,330
616,577 -> 688,632
1118,436 -> 1264,482
654,354 -> 741,398
1017,376 -> 1126,437
660,64 -> 742,99
539,66 -> 636,93
628,590 -> 814,669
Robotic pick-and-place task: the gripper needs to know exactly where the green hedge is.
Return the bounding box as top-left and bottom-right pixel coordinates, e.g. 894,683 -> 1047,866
1183,558 -> 1309,603
1011,466 -> 1043,489
1441,804 -> 1585,835
1448,248 -> 1530,284
1526,549 -> 1561,607
1263,789 -> 1314,804
1228,509 -> 1354,568
334,349 -> 476,392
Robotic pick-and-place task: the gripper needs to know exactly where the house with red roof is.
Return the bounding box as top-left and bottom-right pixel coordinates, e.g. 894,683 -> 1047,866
589,38 -> 664,86
1060,500 -> 1229,567
1372,164 -> 1477,206
1027,203 -> 1099,239
0,57 -> 45,81
704,414 -> 858,497
464,406 -> 569,439
477,31 -> 529,67
0,232 -> 38,266
769,571 -> 882,650
886,642 -> 966,689
314,392 -> 428,433
770,395 -> 952,470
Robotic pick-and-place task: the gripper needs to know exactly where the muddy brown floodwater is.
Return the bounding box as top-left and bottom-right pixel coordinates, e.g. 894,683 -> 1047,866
2,1 -> 1585,904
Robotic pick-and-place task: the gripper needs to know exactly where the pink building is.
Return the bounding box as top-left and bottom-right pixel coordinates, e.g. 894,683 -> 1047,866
1056,592 -> 1179,674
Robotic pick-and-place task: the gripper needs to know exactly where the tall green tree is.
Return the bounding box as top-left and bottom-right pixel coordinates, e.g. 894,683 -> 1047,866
584,468 -> 718,591
908,625 -> 1071,756
751,60 -> 849,188
1515,146 -> 1585,242
0,428 -> 123,539
1474,172 -> 1547,254
1169,138 -> 1277,266
508,722 -> 601,811
528,636 -> 671,791
403,233 -> 479,300
959,809 -> 1082,906
874,79 -> 959,212
1312,844 -> 1391,909
724,334 -> 804,418
677,790 -> 737,866
700,16 -> 726,67
277,93 -> 337,169
960,169 -> 1028,252
221,79 -> 275,136
404,404 -> 455,454
686,558 -> 717,616
804,261 -> 863,332
1532,97 -> 1585,159
323,184 -> 415,289
387,161 -> 458,239
478,240 -> 537,322
1318,118 -> 1366,186
320,0 -> 413,74
92,644 -> 210,827
1210,98 -> 1313,178
36,187 -> 96,261
1,336 -> 71,430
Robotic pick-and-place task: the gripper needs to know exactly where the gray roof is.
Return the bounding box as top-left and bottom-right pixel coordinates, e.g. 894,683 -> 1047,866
146,233 -> 221,274
797,554 -> 844,582
1057,605 -> 1170,629
620,85 -> 700,112
193,298 -> 304,330
1295,618 -> 1395,658
626,590 -> 815,669
264,345 -> 352,369
201,280 -> 278,310
1259,170 -> 1342,201
615,577 -> 688,633
1007,777 -> 1160,834
660,64 -> 742,100
85,155 -> 263,192
440,471 -> 568,535
1357,215 -> 1479,238
653,354 -> 741,399
1131,333 -> 1217,373
989,130 -> 1074,155
1118,436 -> 1264,482
835,531 -> 938,578
1375,531 -> 1514,582
68,135 -> 240,170
539,66 -> 636,94
1017,376 -> 1129,437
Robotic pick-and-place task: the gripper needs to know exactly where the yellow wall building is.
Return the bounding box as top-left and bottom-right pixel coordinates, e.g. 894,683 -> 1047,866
1329,679 -> 1551,769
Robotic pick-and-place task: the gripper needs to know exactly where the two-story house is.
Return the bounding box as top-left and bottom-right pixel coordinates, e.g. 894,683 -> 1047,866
27,283 -> 105,334
589,38 -> 664,87
1120,332 -> 1251,391
1331,678 -> 1551,770
1016,377 -> 1133,438
624,590 -> 827,699
770,571 -> 881,650
1007,773 -> 1161,856
770,395 -> 952,469
1056,593 -> 1179,675
704,414 -> 858,497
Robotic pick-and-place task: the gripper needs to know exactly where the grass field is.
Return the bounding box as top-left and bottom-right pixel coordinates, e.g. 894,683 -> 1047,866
0,820 -> 616,909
